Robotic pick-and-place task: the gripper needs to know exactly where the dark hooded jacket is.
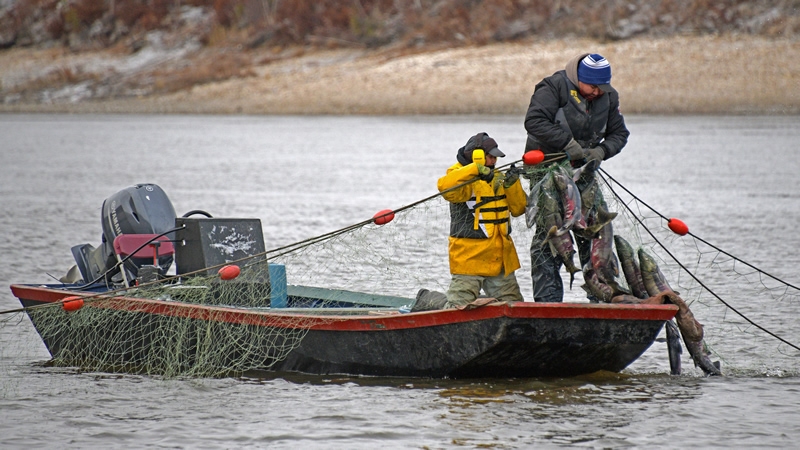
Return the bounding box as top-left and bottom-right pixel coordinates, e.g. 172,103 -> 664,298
523,53 -> 629,160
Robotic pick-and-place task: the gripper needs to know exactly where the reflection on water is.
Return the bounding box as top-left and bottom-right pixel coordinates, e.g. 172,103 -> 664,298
236,370 -> 709,446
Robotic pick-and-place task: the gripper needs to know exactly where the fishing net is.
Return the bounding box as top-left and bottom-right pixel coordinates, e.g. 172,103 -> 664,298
515,160 -> 800,377
0,195 -> 455,381
2,160 -> 799,382
592,166 -> 800,377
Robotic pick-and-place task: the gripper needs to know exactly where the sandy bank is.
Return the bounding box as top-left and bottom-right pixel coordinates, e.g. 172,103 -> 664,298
1,35 -> 798,115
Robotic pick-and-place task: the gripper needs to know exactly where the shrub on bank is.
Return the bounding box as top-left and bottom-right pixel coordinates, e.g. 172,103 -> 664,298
0,0 -> 798,52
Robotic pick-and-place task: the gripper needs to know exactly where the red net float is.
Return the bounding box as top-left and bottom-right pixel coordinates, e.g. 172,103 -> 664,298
373,209 -> 395,225
218,264 -> 241,280
62,296 -> 84,312
523,150 -> 545,165
668,218 -> 689,236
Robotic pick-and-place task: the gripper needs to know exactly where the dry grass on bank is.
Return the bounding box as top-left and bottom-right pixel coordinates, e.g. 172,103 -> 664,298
1,35 -> 798,115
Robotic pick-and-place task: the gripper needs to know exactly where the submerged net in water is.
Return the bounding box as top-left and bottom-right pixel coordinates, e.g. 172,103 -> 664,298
2,161 -> 799,380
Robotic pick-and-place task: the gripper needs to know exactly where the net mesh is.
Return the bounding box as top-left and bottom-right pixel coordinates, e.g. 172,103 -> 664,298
2,162 -> 799,382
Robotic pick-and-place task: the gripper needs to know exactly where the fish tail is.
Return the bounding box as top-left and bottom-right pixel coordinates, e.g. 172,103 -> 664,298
541,225 -> 559,248
685,339 -> 722,376
597,207 -> 618,225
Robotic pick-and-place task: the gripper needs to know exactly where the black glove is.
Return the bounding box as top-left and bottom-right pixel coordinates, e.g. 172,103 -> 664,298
503,164 -> 520,188
585,146 -> 605,171
563,138 -> 585,161
477,164 -> 494,182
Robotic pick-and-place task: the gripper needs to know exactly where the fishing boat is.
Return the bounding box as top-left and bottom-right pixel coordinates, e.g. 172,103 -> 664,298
8,183 -> 678,379
11,284 -> 676,378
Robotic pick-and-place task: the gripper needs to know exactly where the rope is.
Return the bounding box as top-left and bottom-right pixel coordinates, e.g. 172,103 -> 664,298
599,167 -> 800,352
265,157 -> 541,259
5,158 -> 798,356
600,169 -> 800,293
2,159 -> 524,316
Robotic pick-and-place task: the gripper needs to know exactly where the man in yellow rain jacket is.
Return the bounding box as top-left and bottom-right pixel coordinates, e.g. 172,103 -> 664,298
437,132 -> 527,308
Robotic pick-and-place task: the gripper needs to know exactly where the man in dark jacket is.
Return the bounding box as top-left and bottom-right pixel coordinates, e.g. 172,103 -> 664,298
523,53 -> 630,302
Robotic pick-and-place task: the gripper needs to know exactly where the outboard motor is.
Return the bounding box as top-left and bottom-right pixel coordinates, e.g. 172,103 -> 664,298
69,184 -> 177,284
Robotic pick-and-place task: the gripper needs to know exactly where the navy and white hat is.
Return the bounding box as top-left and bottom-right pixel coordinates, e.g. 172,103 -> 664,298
577,54 -> 613,92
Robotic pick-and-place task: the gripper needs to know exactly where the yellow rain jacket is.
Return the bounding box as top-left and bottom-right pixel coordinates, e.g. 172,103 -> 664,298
437,162 -> 527,277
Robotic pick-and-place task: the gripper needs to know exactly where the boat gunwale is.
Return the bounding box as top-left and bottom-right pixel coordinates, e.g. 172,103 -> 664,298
11,284 -> 679,332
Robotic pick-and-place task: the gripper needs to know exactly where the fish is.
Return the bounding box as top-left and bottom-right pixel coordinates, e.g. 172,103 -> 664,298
638,248 -> 674,297
684,339 -> 721,376
552,166 -> 585,234
537,173 -> 562,233
583,206 -> 618,237
611,293 -> 667,305
537,174 -> 579,288
635,251 -> 719,375
545,225 -> 580,288
614,235 -> 649,299
573,175 -> 617,238
578,176 -> 601,228
665,319 -> 683,375
532,173 -> 579,289
610,294 -> 641,304
578,182 -> 617,238
572,163 -> 586,181
581,264 -> 613,303
662,291 -> 721,376
524,176 -> 546,228
581,219 -> 630,301
590,222 -> 620,287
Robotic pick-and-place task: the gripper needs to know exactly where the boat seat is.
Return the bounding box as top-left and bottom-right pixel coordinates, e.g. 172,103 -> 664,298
113,234 -> 175,287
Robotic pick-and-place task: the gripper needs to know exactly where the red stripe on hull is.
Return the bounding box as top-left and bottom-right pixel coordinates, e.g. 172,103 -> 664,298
11,285 -> 677,332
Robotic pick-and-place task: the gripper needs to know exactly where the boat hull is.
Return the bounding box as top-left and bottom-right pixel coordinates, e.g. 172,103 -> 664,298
280,316 -> 667,378
11,284 -> 677,378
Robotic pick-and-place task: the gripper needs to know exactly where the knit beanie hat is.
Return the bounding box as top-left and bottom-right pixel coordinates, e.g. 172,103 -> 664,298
577,54 -> 613,92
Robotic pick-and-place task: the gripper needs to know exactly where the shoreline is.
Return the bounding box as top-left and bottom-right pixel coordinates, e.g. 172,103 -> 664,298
2,35 -> 799,115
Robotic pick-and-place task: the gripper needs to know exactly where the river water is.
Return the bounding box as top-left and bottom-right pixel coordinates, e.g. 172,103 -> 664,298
1,114 -> 799,448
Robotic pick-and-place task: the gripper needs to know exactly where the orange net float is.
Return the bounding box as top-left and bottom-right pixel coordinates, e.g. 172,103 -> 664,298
668,218 -> 689,236
218,264 -> 241,280
373,209 -> 395,225
522,150 -> 545,165
61,296 -> 84,312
